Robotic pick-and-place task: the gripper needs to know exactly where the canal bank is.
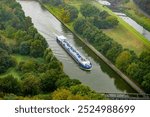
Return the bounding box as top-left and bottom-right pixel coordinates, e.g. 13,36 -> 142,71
38,1 -> 145,94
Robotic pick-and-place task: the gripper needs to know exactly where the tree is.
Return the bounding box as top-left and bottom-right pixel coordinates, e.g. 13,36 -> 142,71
126,63 -> 139,78
52,88 -> 72,100
0,36 -> 10,51
21,74 -> 41,96
27,26 -> 37,38
60,8 -> 70,23
142,73 -> 150,93
17,60 -> 38,73
19,41 -> 31,55
93,15 -> 118,29
52,88 -> 88,100
70,84 -> 91,96
70,85 -> 105,99
63,4 -> 78,21
41,0 -> 50,3
139,51 -> 150,77
105,15 -> 119,28
48,57 -> 63,71
15,30 -> 27,40
115,51 -> 132,71
80,4 -> 100,18
0,75 -> 21,94
5,26 -> 16,38
98,41 -> 112,55
49,0 -> 64,6
30,40 -> 45,57
56,78 -> 81,88
99,11 -> 109,19
0,22 -> 5,30
74,18 -> 87,34
25,16 -> 33,30
40,70 -> 60,92
106,43 -> 123,63
0,48 -> 16,73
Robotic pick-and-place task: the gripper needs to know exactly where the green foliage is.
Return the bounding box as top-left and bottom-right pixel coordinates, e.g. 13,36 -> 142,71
73,18 -> 86,34
19,41 -> 31,55
0,48 -> 16,73
60,8 -> 70,23
48,57 -> 63,71
93,12 -> 118,29
80,4 -> 100,18
138,51 -> 150,78
0,0 -> 32,30
60,4 -> 78,23
0,36 -> 10,52
17,60 -> 38,73
63,4 -> 79,21
50,0 -> 64,6
43,0 -> 64,6
142,73 -> 150,92
0,75 -> 21,94
80,3 -> 118,29
27,26 -> 38,38
40,70 -> 60,92
115,51 -> 132,71
74,18 -> 123,64
21,74 -> 41,96
5,26 -> 16,38
70,85 -> 105,100
52,88 -> 89,100
56,78 -> 81,88
126,63 -> 139,78
106,43 -> 123,63
30,40 -> 45,57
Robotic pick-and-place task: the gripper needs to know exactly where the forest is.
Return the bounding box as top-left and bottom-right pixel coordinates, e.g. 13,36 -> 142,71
0,0 -> 105,100
41,0 -> 150,93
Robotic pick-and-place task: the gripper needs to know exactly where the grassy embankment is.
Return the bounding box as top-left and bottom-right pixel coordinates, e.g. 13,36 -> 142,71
43,0 -> 150,55
123,0 -> 150,32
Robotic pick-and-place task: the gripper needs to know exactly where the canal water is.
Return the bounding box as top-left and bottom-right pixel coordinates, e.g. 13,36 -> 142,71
18,0 -> 135,93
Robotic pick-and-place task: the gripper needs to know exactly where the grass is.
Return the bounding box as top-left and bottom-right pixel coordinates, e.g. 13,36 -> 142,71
12,54 -> 44,64
0,68 -> 20,79
123,0 -> 150,32
103,25 -> 149,54
44,4 -> 62,19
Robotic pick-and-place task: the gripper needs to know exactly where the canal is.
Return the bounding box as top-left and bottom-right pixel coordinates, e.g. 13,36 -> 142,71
18,0 -> 136,93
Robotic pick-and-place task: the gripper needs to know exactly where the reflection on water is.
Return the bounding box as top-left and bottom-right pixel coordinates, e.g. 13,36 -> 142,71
18,0 -> 136,93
